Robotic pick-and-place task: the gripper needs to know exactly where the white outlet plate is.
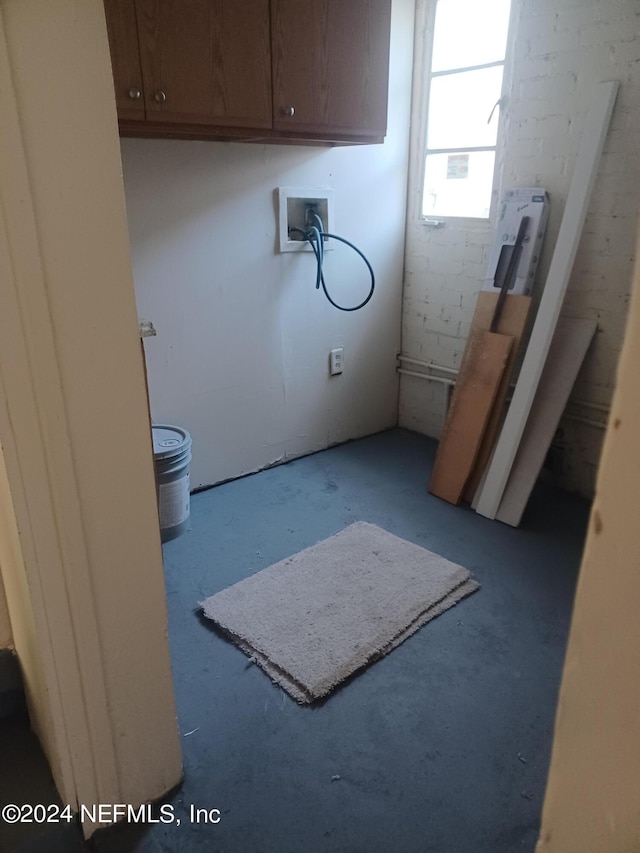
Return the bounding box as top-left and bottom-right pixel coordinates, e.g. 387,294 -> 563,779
277,186 -> 335,253
329,347 -> 344,376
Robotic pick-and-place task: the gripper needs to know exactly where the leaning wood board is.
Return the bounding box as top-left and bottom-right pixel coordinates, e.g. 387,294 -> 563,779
463,292 -> 532,503
428,330 -> 513,505
496,317 -> 597,526
475,81 -> 618,519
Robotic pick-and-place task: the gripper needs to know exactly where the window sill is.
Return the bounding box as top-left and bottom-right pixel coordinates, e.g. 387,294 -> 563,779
419,215 -> 493,229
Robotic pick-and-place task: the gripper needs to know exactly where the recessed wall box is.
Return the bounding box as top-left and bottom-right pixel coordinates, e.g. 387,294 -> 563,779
277,186 -> 335,253
482,188 -> 550,296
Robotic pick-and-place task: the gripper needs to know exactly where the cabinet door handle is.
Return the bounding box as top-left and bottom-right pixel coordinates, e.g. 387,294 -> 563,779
282,105 -> 295,117
154,90 -> 167,103
128,88 -> 142,100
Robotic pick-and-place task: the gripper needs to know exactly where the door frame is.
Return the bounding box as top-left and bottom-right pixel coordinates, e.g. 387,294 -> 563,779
0,0 -> 181,835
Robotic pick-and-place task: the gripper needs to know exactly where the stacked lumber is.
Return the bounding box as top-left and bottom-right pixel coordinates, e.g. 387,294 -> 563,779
429,216 -> 531,505
427,81 -> 618,526
427,292 -> 530,505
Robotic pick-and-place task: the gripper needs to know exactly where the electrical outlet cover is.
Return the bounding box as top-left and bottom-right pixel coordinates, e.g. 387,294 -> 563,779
329,347 -> 344,376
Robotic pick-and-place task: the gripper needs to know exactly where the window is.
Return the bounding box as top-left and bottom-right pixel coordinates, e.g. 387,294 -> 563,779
421,0 -> 513,220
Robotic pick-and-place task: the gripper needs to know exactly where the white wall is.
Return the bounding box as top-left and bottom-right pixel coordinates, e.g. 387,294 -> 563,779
400,0 -> 640,498
122,0 -> 416,490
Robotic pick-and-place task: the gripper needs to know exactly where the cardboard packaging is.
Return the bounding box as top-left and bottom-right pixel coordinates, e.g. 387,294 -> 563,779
482,188 -> 550,296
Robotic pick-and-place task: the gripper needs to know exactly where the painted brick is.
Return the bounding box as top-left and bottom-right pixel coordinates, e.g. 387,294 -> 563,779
594,0 -> 640,22
527,29 -> 582,58
611,39 -> 640,69
515,55 -> 559,80
401,313 -> 427,342
579,20 -> 638,47
427,287 -> 463,308
426,253 -> 466,277
434,333 -> 465,367
460,243 -> 485,265
422,313 -> 461,337
404,254 -> 429,276
398,374 -> 446,439
553,6 -> 597,30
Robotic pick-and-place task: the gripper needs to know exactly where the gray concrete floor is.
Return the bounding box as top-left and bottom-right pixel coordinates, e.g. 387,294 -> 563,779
2,429 -> 589,852
0,710 -> 86,853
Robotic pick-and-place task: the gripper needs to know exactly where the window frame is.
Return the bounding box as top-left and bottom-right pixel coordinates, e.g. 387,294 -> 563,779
415,0 -> 516,227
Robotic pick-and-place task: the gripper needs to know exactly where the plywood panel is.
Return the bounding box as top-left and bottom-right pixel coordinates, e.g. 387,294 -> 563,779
462,292 -> 532,502
496,317 -> 597,526
428,331 -> 512,505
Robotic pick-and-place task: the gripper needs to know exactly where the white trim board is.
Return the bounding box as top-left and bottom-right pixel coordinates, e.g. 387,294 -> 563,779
475,80 -> 618,519
496,317 -> 597,527
0,9 -> 111,806
0,0 -> 182,835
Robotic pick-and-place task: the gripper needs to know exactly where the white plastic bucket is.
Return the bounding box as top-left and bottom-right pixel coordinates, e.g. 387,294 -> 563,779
152,424 -> 192,543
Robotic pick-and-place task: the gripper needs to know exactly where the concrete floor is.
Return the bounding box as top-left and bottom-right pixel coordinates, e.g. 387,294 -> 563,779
0,710 -> 86,853
2,429 -> 590,852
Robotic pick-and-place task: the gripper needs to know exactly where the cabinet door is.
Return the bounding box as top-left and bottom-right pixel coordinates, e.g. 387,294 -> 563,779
271,0 -> 392,138
134,0 -> 272,128
103,0 -> 146,120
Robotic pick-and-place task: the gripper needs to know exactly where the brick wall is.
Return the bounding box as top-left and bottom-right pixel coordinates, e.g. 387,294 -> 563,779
400,0 -> 640,498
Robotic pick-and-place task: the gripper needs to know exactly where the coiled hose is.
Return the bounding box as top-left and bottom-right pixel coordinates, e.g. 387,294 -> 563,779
290,212 -> 375,312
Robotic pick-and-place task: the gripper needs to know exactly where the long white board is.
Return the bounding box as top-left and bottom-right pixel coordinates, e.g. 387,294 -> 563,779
496,317 -> 597,526
475,80 -> 618,519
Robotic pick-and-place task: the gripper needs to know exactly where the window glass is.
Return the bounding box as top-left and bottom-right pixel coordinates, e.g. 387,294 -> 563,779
431,0 -> 511,72
427,66 -> 504,150
422,0 -> 512,220
423,151 -> 496,219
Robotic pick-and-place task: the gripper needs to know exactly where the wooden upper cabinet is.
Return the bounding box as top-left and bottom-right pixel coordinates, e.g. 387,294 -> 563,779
271,0 -> 392,139
102,0 -> 392,142
104,0 -> 146,120
134,0 -> 272,128
106,0 -> 272,129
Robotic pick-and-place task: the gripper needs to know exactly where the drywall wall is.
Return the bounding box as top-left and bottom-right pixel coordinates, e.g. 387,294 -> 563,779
535,238 -> 640,852
400,0 -> 640,498
123,0 -> 415,489
0,562 -> 11,649
0,0 -> 181,831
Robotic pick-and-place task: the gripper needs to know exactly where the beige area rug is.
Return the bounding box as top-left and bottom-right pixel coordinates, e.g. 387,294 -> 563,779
200,521 -> 479,703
